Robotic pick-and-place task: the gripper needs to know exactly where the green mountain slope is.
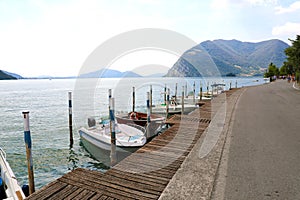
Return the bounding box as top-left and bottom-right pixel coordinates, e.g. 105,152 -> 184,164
166,39 -> 289,77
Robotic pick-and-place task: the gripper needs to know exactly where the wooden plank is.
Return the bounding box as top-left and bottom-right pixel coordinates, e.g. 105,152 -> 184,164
26,181 -> 67,200
63,188 -> 85,200
73,168 -> 163,195
106,169 -> 167,187
47,184 -> 80,200
60,170 -> 159,199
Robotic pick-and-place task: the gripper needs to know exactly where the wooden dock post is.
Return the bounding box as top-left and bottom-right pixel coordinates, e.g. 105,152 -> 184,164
68,92 -> 73,147
181,86 -> 184,114
109,97 -> 117,166
200,81 -> 203,101
150,85 -> 152,113
166,88 -> 170,119
22,111 -> 35,195
185,82 -> 188,98
175,83 -> 178,102
146,92 -> 151,139
164,84 -> 167,105
193,81 -> 196,103
207,81 -> 209,95
230,81 -> 232,90
235,80 -> 238,88
132,87 -> 135,112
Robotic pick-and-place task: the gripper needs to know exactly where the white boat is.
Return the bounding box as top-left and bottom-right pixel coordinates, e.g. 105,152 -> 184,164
78,120 -> 146,153
151,99 -> 197,115
0,148 -> 26,200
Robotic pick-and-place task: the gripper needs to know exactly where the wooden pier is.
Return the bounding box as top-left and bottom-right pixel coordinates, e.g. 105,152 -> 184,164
26,90 -> 237,200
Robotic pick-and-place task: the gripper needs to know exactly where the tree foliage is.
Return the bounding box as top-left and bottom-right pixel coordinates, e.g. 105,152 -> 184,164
264,62 -> 279,78
284,35 -> 300,73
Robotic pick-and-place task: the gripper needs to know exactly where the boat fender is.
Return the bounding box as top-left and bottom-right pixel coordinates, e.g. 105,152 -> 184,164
0,177 -> 6,199
88,117 -> 96,128
22,184 -> 29,197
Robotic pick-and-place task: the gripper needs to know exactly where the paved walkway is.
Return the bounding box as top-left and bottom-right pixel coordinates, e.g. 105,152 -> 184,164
213,80 -> 300,200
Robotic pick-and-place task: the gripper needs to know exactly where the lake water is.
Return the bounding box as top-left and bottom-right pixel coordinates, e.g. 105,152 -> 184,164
0,77 -> 267,189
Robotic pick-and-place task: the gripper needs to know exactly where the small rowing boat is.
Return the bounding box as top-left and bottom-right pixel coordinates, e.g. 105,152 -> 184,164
0,147 -> 26,200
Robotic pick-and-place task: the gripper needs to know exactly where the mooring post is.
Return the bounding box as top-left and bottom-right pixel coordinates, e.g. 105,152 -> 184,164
166,88 -> 170,119
150,85 -> 153,113
200,81 -> 203,101
164,84 -> 167,105
193,81 -> 196,103
132,87 -> 135,113
185,82 -> 188,98
146,92 -> 151,139
22,111 -> 35,195
235,80 -> 238,88
211,84 -> 214,98
207,81 -> 209,95
181,86 -> 184,114
109,97 -> 117,166
230,81 -> 232,90
175,83 -> 178,102
68,92 -> 73,147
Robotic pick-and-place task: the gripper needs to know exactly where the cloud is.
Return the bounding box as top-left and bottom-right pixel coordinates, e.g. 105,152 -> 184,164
210,0 -> 277,9
275,1 -> 300,14
272,22 -> 300,36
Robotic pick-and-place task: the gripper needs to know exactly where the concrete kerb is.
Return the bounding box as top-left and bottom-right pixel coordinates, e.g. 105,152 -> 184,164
159,88 -> 245,200
293,82 -> 300,90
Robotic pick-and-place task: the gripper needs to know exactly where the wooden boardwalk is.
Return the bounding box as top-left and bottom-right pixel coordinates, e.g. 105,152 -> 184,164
26,90 -> 237,200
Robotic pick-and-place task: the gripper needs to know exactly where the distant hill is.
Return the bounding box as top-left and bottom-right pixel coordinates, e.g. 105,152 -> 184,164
0,70 -> 18,80
79,69 -> 142,78
165,39 -> 289,77
2,70 -> 23,79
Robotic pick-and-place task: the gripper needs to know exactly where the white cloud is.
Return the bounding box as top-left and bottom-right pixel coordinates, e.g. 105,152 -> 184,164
272,22 -> 300,36
210,0 -> 277,9
275,1 -> 300,14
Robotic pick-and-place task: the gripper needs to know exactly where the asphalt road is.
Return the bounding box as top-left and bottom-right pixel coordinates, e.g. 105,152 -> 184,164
222,80 -> 300,200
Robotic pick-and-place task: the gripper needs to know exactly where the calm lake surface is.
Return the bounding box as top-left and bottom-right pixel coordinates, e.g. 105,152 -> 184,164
0,77 -> 267,188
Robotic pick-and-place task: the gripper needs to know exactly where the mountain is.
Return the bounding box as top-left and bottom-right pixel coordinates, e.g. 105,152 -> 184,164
79,69 -> 142,78
2,70 -> 23,79
0,70 -> 17,80
165,39 -> 289,77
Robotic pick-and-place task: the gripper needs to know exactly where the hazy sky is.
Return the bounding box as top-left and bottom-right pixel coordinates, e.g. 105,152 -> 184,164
0,0 -> 299,77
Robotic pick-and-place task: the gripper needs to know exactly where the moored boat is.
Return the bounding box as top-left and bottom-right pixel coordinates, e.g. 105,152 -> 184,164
115,112 -> 165,138
0,148 -> 26,200
78,120 -> 146,153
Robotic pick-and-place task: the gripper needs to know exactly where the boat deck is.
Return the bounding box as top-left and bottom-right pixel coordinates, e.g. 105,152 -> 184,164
25,90 -> 237,200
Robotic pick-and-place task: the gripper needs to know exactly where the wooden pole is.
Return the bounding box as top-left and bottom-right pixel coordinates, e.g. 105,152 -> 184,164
132,87 -> 135,113
181,86 -> 184,114
166,88 -> 170,119
230,81 -> 232,90
235,80 -> 238,88
150,85 -> 152,113
185,82 -> 187,98
193,81 -> 196,103
175,83 -> 178,102
22,111 -> 35,194
68,92 -> 73,147
200,81 -> 203,101
207,81 -> 209,94
109,98 -> 117,166
146,92 -> 151,139
164,84 -> 167,105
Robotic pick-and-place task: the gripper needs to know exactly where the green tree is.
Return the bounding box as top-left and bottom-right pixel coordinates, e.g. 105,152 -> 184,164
264,62 -> 279,78
285,35 -> 300,73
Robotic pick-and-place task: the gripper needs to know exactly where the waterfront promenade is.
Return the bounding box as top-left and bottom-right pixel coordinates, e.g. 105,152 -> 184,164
161,80 -> 300,199
212,80 -> 300,200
